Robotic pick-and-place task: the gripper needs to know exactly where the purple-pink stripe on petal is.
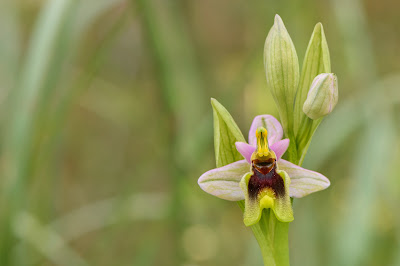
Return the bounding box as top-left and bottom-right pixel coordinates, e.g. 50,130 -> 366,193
248,115 -> 283,146
235,142 -> 255,164
270,139 -> 289,160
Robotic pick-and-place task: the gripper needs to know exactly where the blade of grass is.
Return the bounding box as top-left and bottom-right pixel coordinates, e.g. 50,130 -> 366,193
32,2 -> 129,227
4,2 -> 129,264
0,0 -> 78,264
331,111 -> 396,266
134,0 -> 206,263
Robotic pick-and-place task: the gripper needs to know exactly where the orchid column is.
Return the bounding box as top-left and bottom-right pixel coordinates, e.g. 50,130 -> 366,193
198,15 -> 338,266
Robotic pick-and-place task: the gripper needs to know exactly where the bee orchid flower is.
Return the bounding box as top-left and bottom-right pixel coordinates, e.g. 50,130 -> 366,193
198,115 -> 330,226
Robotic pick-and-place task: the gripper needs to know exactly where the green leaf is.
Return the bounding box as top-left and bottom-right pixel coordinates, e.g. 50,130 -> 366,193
211,98 -> 245,167
264,15 -> 300,135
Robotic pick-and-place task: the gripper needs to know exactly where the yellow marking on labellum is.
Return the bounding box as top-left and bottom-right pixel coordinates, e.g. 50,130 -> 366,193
255,127 -> 271,158
259,188 -> 275,210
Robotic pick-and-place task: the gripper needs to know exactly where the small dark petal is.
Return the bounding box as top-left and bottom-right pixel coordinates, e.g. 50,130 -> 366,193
248,159 -> 285,200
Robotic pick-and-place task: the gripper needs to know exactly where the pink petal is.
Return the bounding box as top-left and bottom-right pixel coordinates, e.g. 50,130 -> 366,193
235,142 -> 255,163
198,160 -> 249,201
277,159 -> 330,198
248,115 -> 283,146
270,139 -> 289,159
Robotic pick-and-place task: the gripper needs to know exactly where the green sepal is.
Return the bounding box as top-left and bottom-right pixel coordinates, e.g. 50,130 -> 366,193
264,15 -> 300,136
211,98 -> 246,168
240,170 -> 293,226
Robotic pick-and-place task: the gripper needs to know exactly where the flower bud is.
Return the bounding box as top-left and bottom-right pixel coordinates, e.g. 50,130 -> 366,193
303,73 -> 338,120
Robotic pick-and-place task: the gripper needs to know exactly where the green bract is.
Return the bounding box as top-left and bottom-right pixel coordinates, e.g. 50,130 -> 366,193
294,23 -> 331,132
211,98 -> 245,168
264,15 -> 299,136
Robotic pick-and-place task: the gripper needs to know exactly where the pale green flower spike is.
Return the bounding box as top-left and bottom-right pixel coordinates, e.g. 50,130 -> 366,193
240,127 -> 293,226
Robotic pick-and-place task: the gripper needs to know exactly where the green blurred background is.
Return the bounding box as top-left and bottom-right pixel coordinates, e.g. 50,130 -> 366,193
0,0 -> 399,265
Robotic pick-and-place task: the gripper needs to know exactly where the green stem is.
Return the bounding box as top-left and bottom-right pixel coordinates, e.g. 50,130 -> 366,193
296,117 -> 322,166
286,129 -> 298,164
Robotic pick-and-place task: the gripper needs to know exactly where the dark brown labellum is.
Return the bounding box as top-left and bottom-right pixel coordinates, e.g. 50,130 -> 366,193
248,158 -> 285,200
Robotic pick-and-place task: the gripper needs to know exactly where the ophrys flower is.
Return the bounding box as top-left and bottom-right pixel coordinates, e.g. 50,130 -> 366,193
198,115 -> 330,226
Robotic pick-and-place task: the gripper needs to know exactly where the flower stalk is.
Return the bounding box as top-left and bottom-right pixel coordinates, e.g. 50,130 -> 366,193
198,14 -> 337,266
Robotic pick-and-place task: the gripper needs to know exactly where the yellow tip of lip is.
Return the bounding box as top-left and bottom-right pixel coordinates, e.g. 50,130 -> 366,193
256,127 -> 268,139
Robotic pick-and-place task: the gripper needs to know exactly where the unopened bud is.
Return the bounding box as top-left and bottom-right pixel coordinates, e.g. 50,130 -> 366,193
303,73 -> 338,120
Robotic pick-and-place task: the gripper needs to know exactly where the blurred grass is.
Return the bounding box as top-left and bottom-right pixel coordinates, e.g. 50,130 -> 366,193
0,0 -> 399,265
1,0 -> 80,263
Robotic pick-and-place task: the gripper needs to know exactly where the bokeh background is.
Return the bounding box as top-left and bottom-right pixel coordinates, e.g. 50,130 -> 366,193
0,0 -> 399,265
